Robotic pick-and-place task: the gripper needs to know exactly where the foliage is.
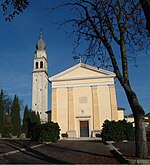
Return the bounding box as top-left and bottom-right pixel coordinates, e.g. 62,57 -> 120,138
28,110 -> 41,138
1,0 -> 30,21
30,111 -> 41,125
11,95 -> 21,136
31,122 -> 60,142
0,89 -> 28,138
22,105 -> 30,136
39,122 -> 60,142
101,120 -> 134,142
0,89 -> 12,137
2,121 -> 12,138
30,122 -> 39,141
22,108 -> 41,138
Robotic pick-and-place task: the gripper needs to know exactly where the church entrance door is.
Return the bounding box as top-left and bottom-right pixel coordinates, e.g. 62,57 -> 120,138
80,121 -> 89,137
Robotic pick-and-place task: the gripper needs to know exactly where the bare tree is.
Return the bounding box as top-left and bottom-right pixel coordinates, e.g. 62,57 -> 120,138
1,0 -> 29,21
51,0 -> 150,158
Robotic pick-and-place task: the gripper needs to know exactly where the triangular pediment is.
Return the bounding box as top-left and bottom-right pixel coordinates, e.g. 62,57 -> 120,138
49,63 -> 115,82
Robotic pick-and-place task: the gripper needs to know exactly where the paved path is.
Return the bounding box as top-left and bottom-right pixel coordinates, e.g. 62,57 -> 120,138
0,139 -> 120,164
0,139 -> 41,154
113,141 -> 150,159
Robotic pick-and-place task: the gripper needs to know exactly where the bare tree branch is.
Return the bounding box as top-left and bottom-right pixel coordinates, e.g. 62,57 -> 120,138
1,0 -> 29,21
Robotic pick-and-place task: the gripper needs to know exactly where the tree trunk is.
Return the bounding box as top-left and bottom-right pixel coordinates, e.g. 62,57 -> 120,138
134,113 -> 148,158
105,37 -> 148,158
124,84 -> 148,158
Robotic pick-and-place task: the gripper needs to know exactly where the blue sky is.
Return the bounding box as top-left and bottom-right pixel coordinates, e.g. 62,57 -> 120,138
0,0 -> 149,116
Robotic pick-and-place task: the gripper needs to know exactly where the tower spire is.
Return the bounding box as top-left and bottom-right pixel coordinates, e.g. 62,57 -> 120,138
36,31 -> 46,51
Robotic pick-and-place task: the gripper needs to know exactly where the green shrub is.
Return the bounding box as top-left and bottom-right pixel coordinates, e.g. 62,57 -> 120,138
61,133 -> 68,138
2,127 -> 12,138
101,119 -> 134,142
30,123 -> 40,141
2,123 -> 12,138
31,122 -> 60,142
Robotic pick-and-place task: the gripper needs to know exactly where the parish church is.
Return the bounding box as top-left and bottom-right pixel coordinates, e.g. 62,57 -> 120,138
32,33 -> 124,138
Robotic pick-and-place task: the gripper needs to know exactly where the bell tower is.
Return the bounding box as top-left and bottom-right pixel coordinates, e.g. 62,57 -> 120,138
32,32 -> 48,123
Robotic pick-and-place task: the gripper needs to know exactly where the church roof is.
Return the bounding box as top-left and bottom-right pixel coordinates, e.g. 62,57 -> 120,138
49,63 -> 115,82
36,32 -> 46,51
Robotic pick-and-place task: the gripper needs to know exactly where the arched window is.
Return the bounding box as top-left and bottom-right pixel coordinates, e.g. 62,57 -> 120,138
40,61 -> 43,68
36,62 -> 38,69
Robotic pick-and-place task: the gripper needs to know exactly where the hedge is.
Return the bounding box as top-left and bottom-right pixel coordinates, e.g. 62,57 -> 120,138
101,119 -> 134,142
31,122 -> 60,142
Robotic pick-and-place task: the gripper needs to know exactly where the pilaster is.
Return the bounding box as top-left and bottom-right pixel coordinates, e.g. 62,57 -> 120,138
109,84 -> 118,121
91,86 -> 100,130
68,87 -> 75,130
52,88 -> 57,122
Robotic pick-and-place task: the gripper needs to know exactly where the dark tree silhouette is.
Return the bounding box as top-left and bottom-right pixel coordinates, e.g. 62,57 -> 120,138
1,0 -> 29,21
11,95 -> 21,136
22,105 -> 30,136
140,0 -> 150,34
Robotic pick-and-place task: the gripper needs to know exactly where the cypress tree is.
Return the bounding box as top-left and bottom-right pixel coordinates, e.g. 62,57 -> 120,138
30,111 -> 41,124
11,95 -> 21,136
22,105 -> 30,136
30,111 -> 37,123
0,90 -> 4,134
28,110 -> 41,139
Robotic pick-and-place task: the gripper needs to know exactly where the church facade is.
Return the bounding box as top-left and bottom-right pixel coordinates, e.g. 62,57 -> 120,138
32,33 -> 124,137
49,63 -> 123,138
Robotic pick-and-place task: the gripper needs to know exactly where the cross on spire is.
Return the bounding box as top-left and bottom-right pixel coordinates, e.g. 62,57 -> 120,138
79,56 -> 83,63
